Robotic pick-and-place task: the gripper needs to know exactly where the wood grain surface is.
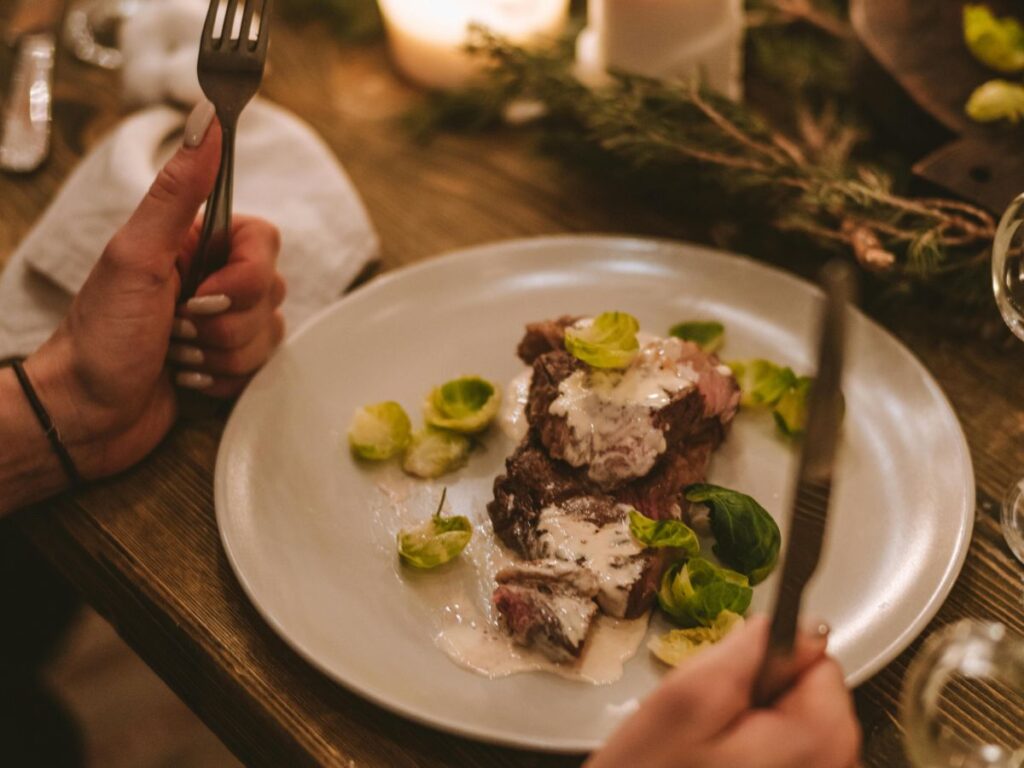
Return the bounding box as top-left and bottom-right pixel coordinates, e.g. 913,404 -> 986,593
2,8 -> 1024,767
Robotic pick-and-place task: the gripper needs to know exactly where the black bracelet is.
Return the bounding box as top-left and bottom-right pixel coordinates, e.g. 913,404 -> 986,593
11,359 -> 83,489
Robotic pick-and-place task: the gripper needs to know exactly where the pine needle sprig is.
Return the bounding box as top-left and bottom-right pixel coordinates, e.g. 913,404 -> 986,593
423,28 -> 997,288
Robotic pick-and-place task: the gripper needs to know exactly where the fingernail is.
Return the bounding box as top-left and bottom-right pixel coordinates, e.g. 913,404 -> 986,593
172,318 -> 198,340
186,294 -> 231,315
815,622 -> 831,638
176,371 -> 214,390
184,99 -> 216,148
168,343 -> 204,365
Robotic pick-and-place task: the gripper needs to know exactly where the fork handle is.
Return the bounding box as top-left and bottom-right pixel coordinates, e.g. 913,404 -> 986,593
180,120 -> 236,302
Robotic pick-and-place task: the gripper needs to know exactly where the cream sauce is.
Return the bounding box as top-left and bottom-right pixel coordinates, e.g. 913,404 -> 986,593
499,368 -> 533,442
536,505 -> 646,618
549,338 -> 699,487
438,610 -> 649,684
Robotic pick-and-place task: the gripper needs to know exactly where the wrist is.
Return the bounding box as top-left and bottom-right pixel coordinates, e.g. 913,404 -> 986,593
0,366 -> 71,515
22,331 -> 112,481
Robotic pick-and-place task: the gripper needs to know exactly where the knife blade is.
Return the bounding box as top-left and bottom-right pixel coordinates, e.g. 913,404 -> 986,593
752,260 -> 854,706
0,0 -> 63,173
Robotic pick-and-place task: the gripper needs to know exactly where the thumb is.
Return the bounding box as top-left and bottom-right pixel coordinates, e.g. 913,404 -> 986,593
121,102 -> 221,263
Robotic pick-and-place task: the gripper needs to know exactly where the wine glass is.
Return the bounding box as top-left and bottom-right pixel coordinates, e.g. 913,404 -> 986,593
992,193 -> 1024,566
901,620 -> 1024,767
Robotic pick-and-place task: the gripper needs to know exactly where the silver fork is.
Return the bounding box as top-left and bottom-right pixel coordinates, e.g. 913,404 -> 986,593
180,0 -> 272,301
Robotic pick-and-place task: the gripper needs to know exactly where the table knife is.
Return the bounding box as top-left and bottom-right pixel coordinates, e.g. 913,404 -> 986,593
752,260 -> 854,706
0,0 -> 63,173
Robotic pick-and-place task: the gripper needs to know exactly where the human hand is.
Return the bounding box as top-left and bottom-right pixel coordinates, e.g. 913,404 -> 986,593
23,107 -> 285,483
586,616 -> 861,768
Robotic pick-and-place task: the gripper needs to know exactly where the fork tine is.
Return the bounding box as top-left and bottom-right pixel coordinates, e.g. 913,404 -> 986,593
251,0 -> 272,57
221,0 -> 241,48
201,0 -> 220,46
239,0 -> 261,52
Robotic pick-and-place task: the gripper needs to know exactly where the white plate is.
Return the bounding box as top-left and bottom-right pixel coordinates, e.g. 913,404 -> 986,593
215,236 -> 974,752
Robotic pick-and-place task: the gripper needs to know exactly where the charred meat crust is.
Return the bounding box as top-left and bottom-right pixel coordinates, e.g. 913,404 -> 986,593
516,315 -> 578,365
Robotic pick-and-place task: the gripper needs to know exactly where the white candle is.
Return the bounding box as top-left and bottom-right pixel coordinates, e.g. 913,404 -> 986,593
378,0 -> 570,90
576,0 -> 744,100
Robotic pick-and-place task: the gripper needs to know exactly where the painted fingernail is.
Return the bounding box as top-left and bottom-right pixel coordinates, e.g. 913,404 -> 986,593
175,371 -> 214,390
168,343 -> 204,365
184,99 -> 216,148
186,294 -> 231,315
172,318 -> 198,340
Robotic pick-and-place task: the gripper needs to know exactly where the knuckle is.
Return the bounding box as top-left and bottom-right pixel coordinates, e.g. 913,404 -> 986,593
204,317 -> 246,348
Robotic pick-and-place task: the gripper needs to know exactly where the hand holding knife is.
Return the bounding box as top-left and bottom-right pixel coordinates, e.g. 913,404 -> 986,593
753,260 -> 855,706
1,0 -> 63,173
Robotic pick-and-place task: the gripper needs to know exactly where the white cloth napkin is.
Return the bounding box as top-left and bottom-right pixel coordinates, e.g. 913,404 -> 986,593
0,99 -> 379,359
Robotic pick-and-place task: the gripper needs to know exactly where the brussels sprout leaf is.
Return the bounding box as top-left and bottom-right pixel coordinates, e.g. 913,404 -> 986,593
402,426 -> 471,478
397,488 -> 473,568
628,510 -> 700,555
564,312 -> 640,369
684,484 -> 781,585
424,376 -> 501,434
668,321 -> 725,353
657,557 -> 752,628
648,611 -> 744,666
348,401 -> 412,460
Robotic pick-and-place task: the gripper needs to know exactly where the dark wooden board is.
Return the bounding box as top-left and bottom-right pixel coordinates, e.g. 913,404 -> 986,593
852,0 -> 1024,212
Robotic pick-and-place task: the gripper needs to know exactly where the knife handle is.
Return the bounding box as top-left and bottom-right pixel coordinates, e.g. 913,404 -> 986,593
753,625 -> 830,707
0,33 -> 55,173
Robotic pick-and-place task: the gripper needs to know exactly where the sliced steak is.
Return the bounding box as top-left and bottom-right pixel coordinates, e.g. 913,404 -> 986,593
493,561 -> 599,662
534,498 -> 659,619
524,335 -> 737,491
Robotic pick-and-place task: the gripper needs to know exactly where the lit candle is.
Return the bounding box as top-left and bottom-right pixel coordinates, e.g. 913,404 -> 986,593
378,0 -> 570,90
576,0 -> 745,100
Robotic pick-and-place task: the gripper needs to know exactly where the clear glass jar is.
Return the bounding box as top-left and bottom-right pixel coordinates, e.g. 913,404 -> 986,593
902,620 -> 1024,767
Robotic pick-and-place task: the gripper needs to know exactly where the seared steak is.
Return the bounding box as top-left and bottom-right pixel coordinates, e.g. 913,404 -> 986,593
493,561 -> 599,661
487,317 -> 740,661
517,316 -> 580,365
535,497 -> 657,618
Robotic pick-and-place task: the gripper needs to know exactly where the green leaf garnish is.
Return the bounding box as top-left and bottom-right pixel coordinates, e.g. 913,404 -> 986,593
397,489 -> 472,568
348,401 -> 412,460
729,359 -> 798,408
424,376 -> 501,434
401,426 -> 471,478
963,5 -> 1024,73
965,79 -> 1024,123
628,509 -> 700,554
772,375 -> 813,437
648,611 -> 744,666
668,320 -> 725,353
657,557 -> 752,628
684,484 -> 781,585
564,312 -> 640,369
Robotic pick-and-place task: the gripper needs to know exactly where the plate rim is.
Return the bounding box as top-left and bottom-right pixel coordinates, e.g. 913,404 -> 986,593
215,234 -> 975,752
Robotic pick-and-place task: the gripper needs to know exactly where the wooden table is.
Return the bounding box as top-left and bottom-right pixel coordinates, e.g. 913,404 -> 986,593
2,11 -> 1023,767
